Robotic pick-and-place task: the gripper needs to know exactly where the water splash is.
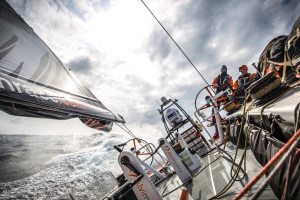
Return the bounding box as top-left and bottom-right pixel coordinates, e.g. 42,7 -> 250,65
0,133 -> 126,199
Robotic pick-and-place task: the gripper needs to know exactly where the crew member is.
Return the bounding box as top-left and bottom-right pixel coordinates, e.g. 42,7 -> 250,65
212,65 -> 233,93
233,65 -> 256,97
211,65 -> 233,140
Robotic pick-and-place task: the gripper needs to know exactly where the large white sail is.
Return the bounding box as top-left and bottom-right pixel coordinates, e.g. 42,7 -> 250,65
0,1 -> 125,131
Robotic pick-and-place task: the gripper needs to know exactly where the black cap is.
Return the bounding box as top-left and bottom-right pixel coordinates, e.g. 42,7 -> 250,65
222,65 -> 227,70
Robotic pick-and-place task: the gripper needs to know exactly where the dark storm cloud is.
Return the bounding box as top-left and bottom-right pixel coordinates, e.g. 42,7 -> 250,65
128,106 -> 160,125
68,56 -> 93,74
145,0 -> 300,79
112,74 -> 161,125
50,0 -> 111,20
174,83 -> 207,112
7,0 -> 28,15
51,0 -> 87,20
146,27 -> 172,62
190,0 -> 298,63
119,97 -> 161,125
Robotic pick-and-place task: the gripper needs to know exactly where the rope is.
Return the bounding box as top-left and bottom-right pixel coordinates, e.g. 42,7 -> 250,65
250,104 -> 300,199
262,56 -> 267,76
139,0 -> 211,87
281,50 -> 287,82
161,155 -> 222,197
115,123 -> 136,138
280,154 -> 294,200
233,128 -> 300,200
208,95 -> 252,199
250,137 -> 299,199
122,124 -> 137,138
160,137 -> 244,198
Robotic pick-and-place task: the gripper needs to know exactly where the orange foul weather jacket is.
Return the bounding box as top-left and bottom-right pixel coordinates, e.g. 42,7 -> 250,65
212,74 -> 233,93
233,73 -> 256,90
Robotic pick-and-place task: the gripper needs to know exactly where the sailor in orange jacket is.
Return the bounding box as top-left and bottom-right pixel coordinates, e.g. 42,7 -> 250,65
233,65 -> 256,97
212,65 -> 233,93
211,65 -> 233,140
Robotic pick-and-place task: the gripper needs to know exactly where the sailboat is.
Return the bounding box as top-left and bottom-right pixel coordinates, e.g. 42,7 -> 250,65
101,8 -> 300,200
1,0 -> 300,199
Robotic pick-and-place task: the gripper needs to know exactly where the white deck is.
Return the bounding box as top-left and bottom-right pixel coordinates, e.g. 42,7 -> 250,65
157,146 -> 277,200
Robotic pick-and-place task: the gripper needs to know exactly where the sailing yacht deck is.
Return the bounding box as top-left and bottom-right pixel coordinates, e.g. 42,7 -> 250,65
157,146 -> 277,200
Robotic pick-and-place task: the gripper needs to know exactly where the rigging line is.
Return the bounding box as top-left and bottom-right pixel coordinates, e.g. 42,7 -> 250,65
121,123 -> 137,138
119,124 -> 137,139
161,155 -> 221,197
234,128 -> 300,200
115,122 -> 135,138
140,0 -> 211,87
209,96 -> 252,199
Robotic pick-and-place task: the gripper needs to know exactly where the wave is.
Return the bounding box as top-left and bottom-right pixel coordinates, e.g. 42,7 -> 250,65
0,153 -> 19,161
0,132 -> 127,199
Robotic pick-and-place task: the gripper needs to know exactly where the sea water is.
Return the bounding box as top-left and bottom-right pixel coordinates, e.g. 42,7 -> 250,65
0,133 -> 126,199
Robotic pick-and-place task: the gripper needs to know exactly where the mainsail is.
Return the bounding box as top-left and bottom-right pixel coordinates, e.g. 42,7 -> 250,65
0,1 -> 125,131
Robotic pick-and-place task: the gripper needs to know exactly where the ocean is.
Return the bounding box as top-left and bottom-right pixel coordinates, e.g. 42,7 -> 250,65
0,133 -> 126,199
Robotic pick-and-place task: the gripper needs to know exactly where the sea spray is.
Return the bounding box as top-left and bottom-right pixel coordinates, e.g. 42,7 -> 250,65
0,133 -> 126,199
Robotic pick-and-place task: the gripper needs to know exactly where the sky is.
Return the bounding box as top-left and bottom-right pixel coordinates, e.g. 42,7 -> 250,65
1,0 -> 300,141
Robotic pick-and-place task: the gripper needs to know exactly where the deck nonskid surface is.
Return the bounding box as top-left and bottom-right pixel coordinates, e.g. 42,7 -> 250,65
158,146 -> 277,199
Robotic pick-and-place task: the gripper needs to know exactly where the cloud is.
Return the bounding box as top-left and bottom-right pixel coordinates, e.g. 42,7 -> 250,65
95,73 -> 161,125
50,0 -> 89,20
68,56 -> 94,74
3,0 -> 300,141
146,27 -> 172,62
144,0 -> 300,82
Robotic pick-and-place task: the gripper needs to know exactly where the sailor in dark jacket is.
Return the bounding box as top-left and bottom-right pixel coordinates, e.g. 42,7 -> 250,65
212,65 -> 233,93
211,65 -> 233,140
